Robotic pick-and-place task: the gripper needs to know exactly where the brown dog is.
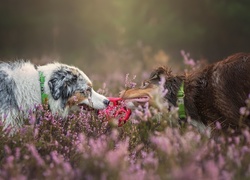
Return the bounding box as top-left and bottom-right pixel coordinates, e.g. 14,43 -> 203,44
120,53 -> 250,131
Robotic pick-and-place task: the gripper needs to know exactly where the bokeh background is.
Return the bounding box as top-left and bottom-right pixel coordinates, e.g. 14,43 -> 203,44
1,0 -> 250,75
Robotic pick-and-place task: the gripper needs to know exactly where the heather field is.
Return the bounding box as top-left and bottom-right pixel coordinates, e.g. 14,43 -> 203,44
1,53 -> 250,180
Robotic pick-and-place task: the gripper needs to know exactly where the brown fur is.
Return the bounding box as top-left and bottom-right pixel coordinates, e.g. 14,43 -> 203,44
66,92 -> 87,107
121,53 -> 250,131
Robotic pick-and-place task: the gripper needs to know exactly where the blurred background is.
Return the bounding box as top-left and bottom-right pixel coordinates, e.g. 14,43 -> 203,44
0,0 -> 250,76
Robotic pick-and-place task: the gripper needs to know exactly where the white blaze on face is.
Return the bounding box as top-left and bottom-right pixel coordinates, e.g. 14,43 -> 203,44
80,89 -> 109,109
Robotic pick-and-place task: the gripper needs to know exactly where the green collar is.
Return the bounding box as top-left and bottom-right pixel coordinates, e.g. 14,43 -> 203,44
39,71 -> 49,108
177,81 -> 186,119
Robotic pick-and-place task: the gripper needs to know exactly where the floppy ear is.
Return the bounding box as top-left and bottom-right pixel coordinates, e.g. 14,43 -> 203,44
48,70 -> 78,100
48,78 -> 64,100
149,66 -> 172,83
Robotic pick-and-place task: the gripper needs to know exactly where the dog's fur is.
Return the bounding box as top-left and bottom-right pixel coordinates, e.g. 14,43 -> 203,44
0,61 -> 109,129
120,53 -> 250,131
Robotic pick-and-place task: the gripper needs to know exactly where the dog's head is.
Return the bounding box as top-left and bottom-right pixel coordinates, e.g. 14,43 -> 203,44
120,67 -> 183,109
48,65 -> 109,110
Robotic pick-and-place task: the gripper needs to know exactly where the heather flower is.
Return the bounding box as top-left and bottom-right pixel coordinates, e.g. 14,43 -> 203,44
26,144 -> 45,166
204,160 -> 220,179
221,170 -> 233,180
144,102 -> 152,118
234,136 -> 240,145
15,147 -> 21,160
105,138 -> 129,168
241,146 -> 250,154
242,129 -> 250,143
218,154 -> 225,169
75,133 -> 87,152
172,162 -> 202,180
141,151 -> 158,170
89,135 -> 108,156
125,74 -> 137,89
181,50 -> 196,67
150,131 -> 173,155
50,151 -> 61,165
6,155 -> 15,168
240,107 -> 250,116
216,121 -> 222,130
1,58 -> 250,180
4,145 -> 12,155
28,113 -> 36,125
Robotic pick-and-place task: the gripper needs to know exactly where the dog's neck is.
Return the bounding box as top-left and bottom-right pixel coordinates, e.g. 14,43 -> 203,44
181,71 -> 204,122
164,75 -> 185,107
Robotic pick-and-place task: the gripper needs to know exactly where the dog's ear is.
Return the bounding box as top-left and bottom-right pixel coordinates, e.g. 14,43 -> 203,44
48,70 -> 78,100
149,66 -> 172,82
48,78 -> 64,100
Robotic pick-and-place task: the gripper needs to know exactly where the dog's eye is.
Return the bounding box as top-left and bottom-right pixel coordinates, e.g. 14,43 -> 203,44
150,74 -> 158,80
141,81 -> 149,88
86,87 -> 91,92
79,87 -> 92,97
86,87 -> 92,96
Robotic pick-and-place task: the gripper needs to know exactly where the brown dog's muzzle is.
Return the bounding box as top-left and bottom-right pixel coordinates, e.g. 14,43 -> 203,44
119,84 -> 159,108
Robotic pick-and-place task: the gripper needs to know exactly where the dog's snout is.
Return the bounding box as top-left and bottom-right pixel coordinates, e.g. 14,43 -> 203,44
103,99 -> 110,106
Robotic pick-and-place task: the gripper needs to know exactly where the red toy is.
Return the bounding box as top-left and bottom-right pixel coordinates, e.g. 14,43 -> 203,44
98,97 -> 131,126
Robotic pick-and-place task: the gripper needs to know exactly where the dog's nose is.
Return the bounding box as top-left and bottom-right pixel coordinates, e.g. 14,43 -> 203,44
103,99 -> 110,106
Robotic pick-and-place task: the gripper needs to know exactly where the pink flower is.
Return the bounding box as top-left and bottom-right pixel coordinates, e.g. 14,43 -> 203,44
26,144 -> 45,166
62,162 -> 73,174
4,145 -> 12,155
89,136 -> 108,156
181,50 -> 196,67
105,138 -> 129,168
150,133 -> 173,155
51,151 -> 61,165
6,155 -> 14,168
234,136 -> 240,145
125,74 -> 137,88
240,107 -> 250,116
204,160 -> 220,179
15,147 -> 21,160
216,121 -> 222,130
242,130 -> 250,143
218,154 -> 225,168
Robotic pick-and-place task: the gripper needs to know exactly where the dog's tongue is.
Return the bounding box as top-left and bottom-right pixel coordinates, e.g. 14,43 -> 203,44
98,97 -> 132,126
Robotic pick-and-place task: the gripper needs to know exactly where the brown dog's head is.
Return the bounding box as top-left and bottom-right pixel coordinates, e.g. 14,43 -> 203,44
120,67 -> 184,109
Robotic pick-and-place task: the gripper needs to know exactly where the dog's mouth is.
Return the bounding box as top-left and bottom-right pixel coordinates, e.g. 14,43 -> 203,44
124,96 -> 150,103
78,103 -> 95,111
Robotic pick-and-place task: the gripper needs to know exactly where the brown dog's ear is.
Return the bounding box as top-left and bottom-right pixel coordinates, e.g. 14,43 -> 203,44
149,66 -> 172,81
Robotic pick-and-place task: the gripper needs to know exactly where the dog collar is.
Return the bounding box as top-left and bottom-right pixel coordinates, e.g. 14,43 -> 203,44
39,71 -> 49,108
177,81 -> 186,120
